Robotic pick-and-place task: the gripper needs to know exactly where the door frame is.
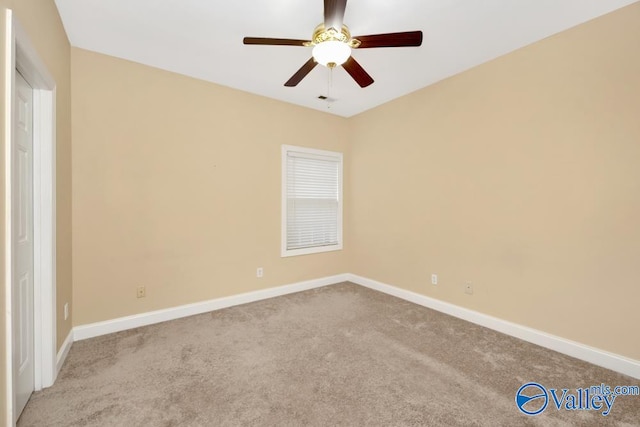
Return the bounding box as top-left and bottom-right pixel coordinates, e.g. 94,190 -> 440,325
4,10 -> 57,424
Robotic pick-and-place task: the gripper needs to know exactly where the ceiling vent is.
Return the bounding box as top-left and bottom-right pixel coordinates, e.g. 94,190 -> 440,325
318,95 -> 337,103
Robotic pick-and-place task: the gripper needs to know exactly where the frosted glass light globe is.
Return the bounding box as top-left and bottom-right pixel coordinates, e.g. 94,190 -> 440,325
312,41 -> 351,68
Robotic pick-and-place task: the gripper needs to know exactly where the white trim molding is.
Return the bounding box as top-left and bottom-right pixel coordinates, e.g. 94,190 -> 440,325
74,274 -> 350,341
3,11 -> 14,424
56,331 -> 73,376
347,274 -> 640,380
5,10 -> 58,424
13,12 -> 58,388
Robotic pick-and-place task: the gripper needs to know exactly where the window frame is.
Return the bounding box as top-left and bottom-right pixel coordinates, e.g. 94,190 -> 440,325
281,145 -> 343,258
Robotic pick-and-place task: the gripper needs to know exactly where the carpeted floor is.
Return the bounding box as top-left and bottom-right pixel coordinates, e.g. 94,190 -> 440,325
18,282 -> 640,426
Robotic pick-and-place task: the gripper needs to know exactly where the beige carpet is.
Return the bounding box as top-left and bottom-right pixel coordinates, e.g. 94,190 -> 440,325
18,282 -> 640,426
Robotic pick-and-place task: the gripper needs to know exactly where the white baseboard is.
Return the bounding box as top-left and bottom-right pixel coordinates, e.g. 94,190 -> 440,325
73,274 -> 349,341
56,329 -> 73,375
347,274 -> 640,380
70,272 -> 639,380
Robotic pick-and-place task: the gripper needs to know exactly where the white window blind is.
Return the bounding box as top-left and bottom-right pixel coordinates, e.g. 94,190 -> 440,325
282,146 -> 343,257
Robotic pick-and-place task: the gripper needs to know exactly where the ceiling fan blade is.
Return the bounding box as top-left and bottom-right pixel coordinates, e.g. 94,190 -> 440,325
243,37 -> 310,46
324,0 -> 347,31
285,58 -> 318,87
342,56 -> 374,88
354,31 -> 423,48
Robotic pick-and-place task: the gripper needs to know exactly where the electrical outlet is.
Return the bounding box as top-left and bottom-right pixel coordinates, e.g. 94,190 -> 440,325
431,274 -> 438,285
464,283 -> 473,295
137,286 -> 146,298
64,303 -> 69,320
256,267 -> 264,278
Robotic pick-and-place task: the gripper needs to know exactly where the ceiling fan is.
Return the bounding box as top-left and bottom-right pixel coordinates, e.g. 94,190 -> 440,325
243,0 -> 423,88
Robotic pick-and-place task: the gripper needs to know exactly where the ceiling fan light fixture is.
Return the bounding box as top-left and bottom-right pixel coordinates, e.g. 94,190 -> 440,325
312,41 -> 351,68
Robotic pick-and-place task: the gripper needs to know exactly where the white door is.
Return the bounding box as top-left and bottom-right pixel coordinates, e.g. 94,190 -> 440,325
13,71 -> 34,418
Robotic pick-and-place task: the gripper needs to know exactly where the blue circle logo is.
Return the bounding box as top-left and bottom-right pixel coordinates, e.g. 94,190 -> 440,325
516,382 -> 548,416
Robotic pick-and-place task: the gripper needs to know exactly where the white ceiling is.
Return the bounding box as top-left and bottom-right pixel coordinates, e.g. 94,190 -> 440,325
54,0 -> 637,117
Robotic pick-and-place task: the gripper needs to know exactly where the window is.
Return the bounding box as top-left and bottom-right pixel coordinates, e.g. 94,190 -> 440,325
282,145 -> 343,257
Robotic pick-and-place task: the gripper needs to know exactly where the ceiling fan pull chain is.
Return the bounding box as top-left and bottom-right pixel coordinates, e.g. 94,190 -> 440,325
326,67 -> 333,109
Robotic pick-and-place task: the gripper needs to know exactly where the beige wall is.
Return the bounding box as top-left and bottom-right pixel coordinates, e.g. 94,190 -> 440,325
0,0 -> 71,420
71,48 -> 350,325
348,4 -> 640,360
